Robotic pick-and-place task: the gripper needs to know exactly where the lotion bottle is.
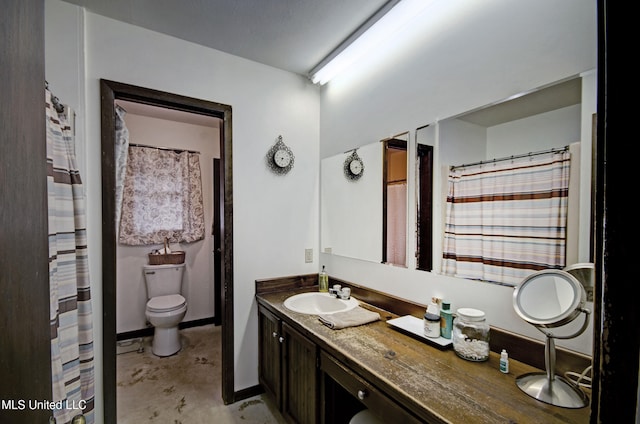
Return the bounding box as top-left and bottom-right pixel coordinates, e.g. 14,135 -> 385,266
440,301 -> 453,339
319,265 -> 329,292
500,349 -> 509,373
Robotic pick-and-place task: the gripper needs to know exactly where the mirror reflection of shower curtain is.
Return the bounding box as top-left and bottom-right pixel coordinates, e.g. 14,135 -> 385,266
386,182 -> 407,266
442,149 -> 570,285
46,88 -> 95,423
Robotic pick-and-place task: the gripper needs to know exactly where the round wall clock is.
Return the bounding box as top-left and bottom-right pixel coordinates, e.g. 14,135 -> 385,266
344,149 -> 364,181
266,135 -> 294,175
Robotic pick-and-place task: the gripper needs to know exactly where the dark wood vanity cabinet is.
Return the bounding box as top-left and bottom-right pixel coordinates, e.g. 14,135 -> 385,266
258,305 -> 319,424
282,322 -> 319,423
321,351 -> 424,424
258,304 -> 422,424
258,305 -> 283,408
257,283 -> 592,424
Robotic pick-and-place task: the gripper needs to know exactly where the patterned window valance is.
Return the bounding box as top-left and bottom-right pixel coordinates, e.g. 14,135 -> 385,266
118,145 -> 205,245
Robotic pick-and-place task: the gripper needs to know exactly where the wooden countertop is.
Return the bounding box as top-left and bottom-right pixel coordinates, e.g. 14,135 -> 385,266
256,287 -> 590,424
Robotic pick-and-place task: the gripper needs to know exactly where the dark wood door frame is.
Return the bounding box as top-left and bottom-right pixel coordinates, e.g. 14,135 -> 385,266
416,143 -> 433,272
0,1 -> 52,422
381,137 -> 407,264
100,79 -> 234,423
213,158 -> 222,325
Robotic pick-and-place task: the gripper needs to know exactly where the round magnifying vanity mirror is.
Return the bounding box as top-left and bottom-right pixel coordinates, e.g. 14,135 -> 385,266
512,268 -> 591,408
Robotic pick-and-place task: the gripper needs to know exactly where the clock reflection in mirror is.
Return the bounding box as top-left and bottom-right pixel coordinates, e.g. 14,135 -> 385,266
343,149 -> 365,181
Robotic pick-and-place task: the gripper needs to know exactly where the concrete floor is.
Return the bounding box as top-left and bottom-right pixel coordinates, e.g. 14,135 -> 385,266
116,324 -> 286,423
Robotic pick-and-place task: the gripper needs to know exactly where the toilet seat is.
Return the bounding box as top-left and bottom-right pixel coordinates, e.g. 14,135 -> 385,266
147,294 -> 186,313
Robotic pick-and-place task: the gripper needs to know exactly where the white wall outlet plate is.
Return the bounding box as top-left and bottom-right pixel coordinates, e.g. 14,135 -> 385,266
305,248 -> 313,263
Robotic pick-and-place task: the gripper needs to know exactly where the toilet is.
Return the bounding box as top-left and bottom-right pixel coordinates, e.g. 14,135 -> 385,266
143,263 -> 188,357
349,409 -> 385,424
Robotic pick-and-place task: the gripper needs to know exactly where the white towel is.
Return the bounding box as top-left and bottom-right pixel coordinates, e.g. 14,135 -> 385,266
318,306 -> 381,330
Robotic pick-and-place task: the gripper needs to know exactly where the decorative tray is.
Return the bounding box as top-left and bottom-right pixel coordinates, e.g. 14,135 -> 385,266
386,315 -> 452,349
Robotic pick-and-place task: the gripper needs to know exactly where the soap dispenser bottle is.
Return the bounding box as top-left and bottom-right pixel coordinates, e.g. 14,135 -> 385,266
427,297 -> 440,315
319,265 -> 329,292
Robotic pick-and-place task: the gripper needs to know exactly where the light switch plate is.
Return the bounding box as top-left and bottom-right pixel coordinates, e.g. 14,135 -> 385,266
305,248 -> 313,263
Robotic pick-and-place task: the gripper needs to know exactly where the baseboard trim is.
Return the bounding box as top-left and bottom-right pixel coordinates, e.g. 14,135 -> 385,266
116,317 -> 217,341
231,385 -> 264,405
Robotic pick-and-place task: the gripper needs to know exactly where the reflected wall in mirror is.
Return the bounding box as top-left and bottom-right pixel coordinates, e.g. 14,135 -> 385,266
321,132 -> 409,265
321,141 -> 383,262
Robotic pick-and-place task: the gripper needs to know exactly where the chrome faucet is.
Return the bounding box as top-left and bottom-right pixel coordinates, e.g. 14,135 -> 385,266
328,284 -> 340,297
329,284 -> 351,300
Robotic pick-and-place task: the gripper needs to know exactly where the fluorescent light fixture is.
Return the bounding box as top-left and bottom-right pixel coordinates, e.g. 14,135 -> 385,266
309,0 -> 436,85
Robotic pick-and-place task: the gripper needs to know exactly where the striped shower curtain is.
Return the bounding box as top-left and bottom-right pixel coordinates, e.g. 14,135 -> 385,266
442,149 -> 571,286
46,89 -> 95,423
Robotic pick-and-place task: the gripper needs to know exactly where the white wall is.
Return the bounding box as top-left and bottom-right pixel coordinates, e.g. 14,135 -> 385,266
320,0 -> 596,356
46,0 -> 320,419
116,113 -> 220,333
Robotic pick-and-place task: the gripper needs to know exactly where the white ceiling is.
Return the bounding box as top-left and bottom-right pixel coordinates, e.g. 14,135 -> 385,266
61,0 -> 390,77
65,0 -> 582,127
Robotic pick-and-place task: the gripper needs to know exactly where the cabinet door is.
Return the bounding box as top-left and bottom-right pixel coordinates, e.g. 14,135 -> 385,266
282,322 -> 318,424
258,306 -> 282,409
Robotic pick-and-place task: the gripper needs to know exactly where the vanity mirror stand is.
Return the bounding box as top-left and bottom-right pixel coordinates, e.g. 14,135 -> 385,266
512,268 -> 592,408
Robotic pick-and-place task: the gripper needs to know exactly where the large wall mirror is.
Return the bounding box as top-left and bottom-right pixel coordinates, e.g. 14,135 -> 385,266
321,132 -> 408,265
322,72 -> 596,289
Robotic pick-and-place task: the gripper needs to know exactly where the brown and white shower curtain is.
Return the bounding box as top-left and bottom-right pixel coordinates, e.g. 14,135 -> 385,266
441,149 -> 571,286
46,88 -> 95,423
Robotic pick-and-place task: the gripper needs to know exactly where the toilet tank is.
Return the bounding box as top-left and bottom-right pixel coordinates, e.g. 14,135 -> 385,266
143,263 -> 185,298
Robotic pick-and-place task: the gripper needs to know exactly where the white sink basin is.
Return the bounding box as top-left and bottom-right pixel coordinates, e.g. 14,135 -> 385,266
283,292 -> 359,315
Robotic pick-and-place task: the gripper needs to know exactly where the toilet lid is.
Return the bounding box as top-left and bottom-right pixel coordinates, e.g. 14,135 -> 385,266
147,294 -> 186,312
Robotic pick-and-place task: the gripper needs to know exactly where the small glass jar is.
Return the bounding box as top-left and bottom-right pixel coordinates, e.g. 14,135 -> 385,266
423,312 -> 440,338
452,308 -> 490,361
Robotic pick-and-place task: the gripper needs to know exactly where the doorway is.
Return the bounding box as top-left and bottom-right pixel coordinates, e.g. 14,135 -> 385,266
100,80 -> 234,423
382,136 -> 408,266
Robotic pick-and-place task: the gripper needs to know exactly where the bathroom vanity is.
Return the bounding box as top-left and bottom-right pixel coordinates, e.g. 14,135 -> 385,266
256,275 -> 590,424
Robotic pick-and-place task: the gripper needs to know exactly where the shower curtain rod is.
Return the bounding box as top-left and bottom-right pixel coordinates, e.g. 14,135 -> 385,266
128,143 -> 200,154
450,145 -> 569,170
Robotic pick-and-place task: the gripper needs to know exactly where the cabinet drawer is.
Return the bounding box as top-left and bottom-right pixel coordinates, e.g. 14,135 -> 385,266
320,351 -> 423,424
